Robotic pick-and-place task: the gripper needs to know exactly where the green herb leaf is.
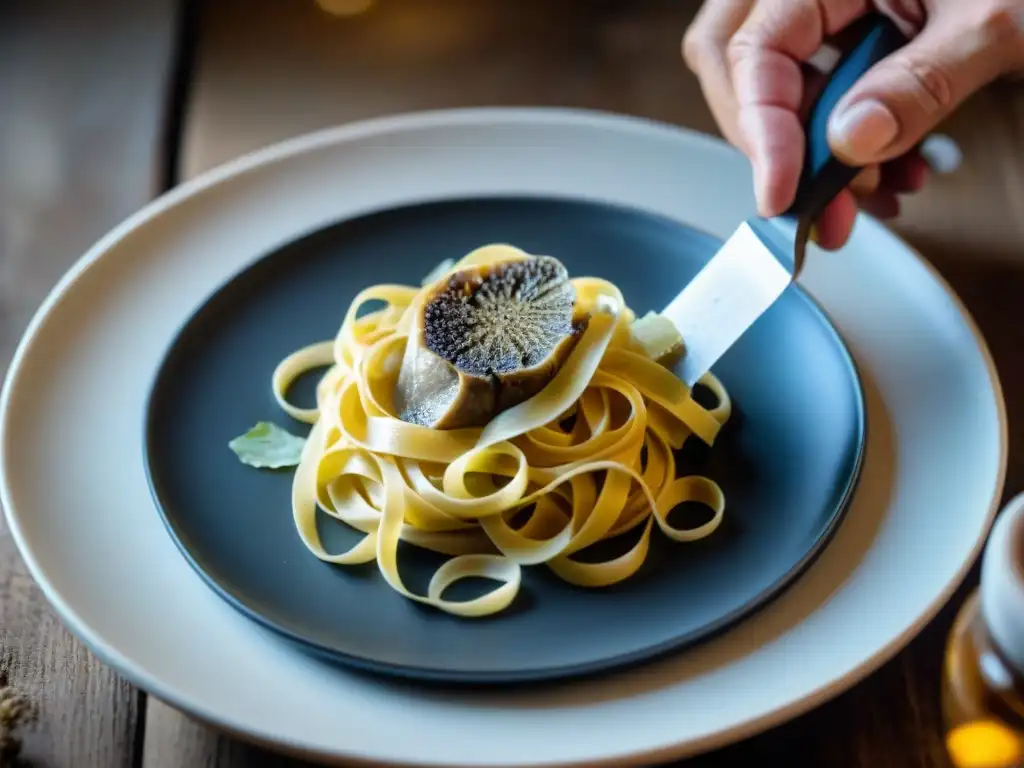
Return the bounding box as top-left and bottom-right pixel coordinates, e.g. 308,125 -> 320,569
228,422 -> 306,469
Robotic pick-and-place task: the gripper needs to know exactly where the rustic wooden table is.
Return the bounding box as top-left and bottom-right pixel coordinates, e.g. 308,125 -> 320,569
2,1 -> 1023,766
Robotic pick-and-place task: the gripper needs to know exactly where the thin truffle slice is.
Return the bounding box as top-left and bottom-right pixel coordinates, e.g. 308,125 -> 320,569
395,253 -> 589,430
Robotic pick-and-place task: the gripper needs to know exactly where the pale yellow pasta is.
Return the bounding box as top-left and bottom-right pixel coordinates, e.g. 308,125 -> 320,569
275,244 -> 732,618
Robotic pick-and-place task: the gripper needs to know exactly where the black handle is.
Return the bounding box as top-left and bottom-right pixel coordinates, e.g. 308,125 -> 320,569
783,14 -> 908,222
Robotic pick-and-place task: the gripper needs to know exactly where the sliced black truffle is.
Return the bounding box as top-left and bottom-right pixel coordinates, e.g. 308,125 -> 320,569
394,254 -> 589,430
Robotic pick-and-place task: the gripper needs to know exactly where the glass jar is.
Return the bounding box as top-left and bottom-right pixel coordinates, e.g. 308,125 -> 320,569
943,493 -> 1024,768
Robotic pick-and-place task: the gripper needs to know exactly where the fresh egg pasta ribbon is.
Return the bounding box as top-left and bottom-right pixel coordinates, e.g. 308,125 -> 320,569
275,244 -> 731,618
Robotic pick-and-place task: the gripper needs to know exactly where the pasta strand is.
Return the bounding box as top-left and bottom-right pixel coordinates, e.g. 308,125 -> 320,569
278,245 -> 729,617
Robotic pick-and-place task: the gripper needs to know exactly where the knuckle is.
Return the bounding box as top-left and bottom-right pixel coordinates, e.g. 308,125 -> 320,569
980,2 -> 1024,59
901,56 -> 956,113
681,28 -> 706,71
725,32 -> 756,70
878,0 -> 927,29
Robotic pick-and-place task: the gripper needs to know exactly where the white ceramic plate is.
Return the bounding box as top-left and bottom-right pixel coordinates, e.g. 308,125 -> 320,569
0,108 -> 1007,767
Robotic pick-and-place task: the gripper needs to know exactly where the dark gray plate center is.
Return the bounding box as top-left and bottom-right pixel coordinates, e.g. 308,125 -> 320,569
144,196 -> 865,684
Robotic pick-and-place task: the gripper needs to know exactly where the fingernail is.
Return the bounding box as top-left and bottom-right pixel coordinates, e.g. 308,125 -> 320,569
829,99 -> 899,160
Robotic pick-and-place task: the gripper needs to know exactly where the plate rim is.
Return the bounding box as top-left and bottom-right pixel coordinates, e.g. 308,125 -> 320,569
139,193 -> 869,685
0,106 -> 1008,766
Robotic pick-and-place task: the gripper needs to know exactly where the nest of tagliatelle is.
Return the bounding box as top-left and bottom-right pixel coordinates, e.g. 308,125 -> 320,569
228,243 -> 733,618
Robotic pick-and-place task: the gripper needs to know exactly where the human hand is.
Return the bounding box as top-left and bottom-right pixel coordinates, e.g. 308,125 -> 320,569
683,0 -> 1024,249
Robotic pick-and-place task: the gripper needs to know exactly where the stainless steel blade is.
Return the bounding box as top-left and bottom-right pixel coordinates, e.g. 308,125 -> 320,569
662,218 -> 800,388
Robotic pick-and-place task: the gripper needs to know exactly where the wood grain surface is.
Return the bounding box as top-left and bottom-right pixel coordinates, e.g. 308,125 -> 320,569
2,0 -> 1023,766
0,0 -> 178,765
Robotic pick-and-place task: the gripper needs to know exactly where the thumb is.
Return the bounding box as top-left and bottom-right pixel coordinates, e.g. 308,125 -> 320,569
826,9 -> 1016,165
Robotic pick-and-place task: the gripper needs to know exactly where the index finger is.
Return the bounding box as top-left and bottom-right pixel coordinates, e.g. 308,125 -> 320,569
727,0 -> 871,215
682,0 -> 756,151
